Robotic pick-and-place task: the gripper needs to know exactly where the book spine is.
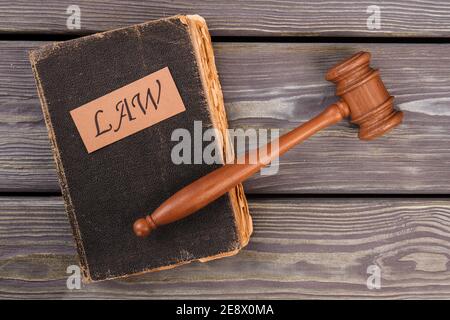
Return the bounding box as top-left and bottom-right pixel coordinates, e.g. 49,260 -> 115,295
29,50 -> 92,282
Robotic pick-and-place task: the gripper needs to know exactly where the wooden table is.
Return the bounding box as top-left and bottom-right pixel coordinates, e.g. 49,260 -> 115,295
1,1 -> 450,299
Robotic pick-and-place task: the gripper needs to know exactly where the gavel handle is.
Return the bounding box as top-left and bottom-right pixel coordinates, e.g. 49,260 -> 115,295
134,101 -> 350,237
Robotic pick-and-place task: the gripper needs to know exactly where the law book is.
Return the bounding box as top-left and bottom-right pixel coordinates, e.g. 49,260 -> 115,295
29,15 -> 252,282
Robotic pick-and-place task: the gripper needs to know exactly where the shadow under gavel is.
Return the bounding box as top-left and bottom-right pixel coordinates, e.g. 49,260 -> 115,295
133,51 -> 404,238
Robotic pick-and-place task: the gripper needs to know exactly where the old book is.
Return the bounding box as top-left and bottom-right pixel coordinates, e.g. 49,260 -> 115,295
29,15 -> 252,282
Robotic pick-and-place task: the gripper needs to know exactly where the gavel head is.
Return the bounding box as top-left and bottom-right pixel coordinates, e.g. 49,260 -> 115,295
326,51 -> 403,140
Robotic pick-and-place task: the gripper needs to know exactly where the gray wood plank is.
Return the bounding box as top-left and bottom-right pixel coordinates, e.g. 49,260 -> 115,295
1,42 -> 450,193
1,0 -> 450,37
0,196 -> 449,299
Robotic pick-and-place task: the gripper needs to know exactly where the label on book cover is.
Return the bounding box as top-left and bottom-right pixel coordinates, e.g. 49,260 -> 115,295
70,67 -> 186,153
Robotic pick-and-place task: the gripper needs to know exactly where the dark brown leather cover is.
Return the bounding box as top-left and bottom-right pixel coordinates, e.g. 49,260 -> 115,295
29,15 -> 250,282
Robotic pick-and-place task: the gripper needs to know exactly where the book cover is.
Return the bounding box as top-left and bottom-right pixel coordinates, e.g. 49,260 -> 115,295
29,15 -> 252,282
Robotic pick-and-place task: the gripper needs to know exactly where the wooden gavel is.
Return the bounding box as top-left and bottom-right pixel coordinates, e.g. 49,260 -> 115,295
133,51 -> 403,237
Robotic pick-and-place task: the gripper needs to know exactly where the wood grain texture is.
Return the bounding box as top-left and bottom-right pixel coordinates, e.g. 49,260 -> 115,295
1,0 -> 450,37
2,42 -> 450,193
0,196 -> 449,299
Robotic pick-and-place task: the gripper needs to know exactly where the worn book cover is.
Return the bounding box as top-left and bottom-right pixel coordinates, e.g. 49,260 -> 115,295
29,15 -> 252,282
